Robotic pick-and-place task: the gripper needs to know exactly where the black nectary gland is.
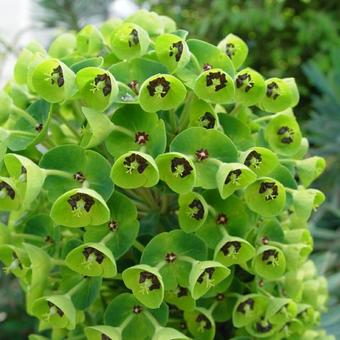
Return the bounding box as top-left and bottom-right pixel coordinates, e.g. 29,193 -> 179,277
266,81 -> 279,99
124,153 -> 149,174
135,131 -> 149,145
200,112 -> 216,129
35,123 -> 43,132
147,77 -> 170,97
197,267 -> 215,283
128,79 -> 139,94
94,73 -> 112,96
0,181 -> 15,199
236,73 -> 254,92
169,41 -> 183,62
277,125 -> 294,144
139,271 -> 161,291
206,71 -> 227,92
177,285 -> 188,298
73,171 -> 86,183
236,298 -> 254,314
67,193 -> 95,212
262,249 -> 279,265
108,220 -> 118,231
50,65 -> 64,87
188,199 -> 205,220
196,314 -> 212,330
221,241 -> 241,255
165,252 -> 177,263
244,150 -> 262,167
195,148 -> 209,161
225,43 -> 235,59
224,169 -> 242,184
101,334 -> 112,340
259,182 -> 279,200
132,305 -> 143,314
256,320 -> 273,333
216,213 -> 228,225
170,157 -> 193,178
128,29 -> 139,47
83,247 -> 105,264
48,301 -> 64,317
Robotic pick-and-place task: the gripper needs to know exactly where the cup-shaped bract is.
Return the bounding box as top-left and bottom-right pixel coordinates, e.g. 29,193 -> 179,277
126,10 -> 165,36
76,25 -> 104,56
178,192 -> 208,232
216,162 -> 257,199
264,110 -> 302,156
110,23 -> 150,60
240,146 -> 279,177
189,260 -> 230,299
194,68 -> 235,104
76,67 -> 118,111
295,156 -> 326,187
282,243 -> 312,271
31,59 -> 76,103
184,308 -> 215,340
156,152 -> 196,194
244,177 -> 286,217
65,242 -> 117,278
100,19 -> 123,45
139,74 -> 186,112
123,264 -> 164,309
0,177 -> 21,211
152,327 -> 189,340
217,34 -> 248,70
259,78 -> 298,113
32,295 -> 76,330
234,68 -> 266,106
110,151 -> 159,189
214,236 -> 255,267
48,33 -> 76,59
253,245 -> 286,280
0,91 -> 12,124
187,98 -> 218,129
266,298 -> 298,325
165,285 -> 196,311
244,316 -> 278,338
155,34 -> 190,73
232,294 -> 268,328
50,188 -> 110,228
0,245 -> 29,278
85,325 -> 122,340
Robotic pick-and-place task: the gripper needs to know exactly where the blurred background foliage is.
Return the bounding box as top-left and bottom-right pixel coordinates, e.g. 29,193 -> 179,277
0,0 -> 339,338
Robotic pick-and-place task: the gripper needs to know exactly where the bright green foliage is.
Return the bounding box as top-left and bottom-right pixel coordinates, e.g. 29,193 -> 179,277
0,9 -> 332,340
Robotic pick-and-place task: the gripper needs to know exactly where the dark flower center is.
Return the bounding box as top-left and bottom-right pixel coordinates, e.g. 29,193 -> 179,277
266,81 -> 279,99
165,252 -> 177,263
277,125 -> 294,144
94,73 -> 112,96
128,80 -> 139,94
188,199 -> 205,220
132,305 -> 143,314
196,314 -> 212,330
50,65 -> 64,87
169,41 -> 183,62
200,112 -> 216,129
123,153 -> 149,174
244,150 -> 262,168
224,169 -> 242,185
236,73 -> 254,92
147,77 -> 170,97
0,181 -> 15,199
259,182 -> 278,201
12,252 -> 23,269
262,249 -> 279,265
47,301 -> 64,317
134,131 -> 149,145
83,247 -> 105,264
73,171 -> 86,183
206,71 -> 227,92
203,63 -> 212,71
101,334 -> 112,340
108,220 -> 118,232
177,285 -> 188,298
197,267 -> 215,284
139,271 -> 161,291
221,241 -> 241,256
195,148 -> 209,161
256,319 -> 273,333
128,29 -> 139,47
216,293 -> 225,301
225,42 -> 235,59
171,157 -> 193,178
262,236 -> 269,245
235,265 -> 255,283
67,193 -> 95,212
236,298 -> 254,314
216,213 -> 228,225
35,123 -> 43,132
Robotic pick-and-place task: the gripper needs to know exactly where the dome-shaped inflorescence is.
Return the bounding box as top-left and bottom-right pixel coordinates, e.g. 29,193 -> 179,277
0,9 -> 332,340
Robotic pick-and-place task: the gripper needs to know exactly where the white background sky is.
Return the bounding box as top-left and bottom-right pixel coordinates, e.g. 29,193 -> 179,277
0,0 -> 138,86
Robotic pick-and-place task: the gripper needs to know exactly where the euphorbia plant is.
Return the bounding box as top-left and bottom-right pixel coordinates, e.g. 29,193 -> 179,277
0,9 -> 334,340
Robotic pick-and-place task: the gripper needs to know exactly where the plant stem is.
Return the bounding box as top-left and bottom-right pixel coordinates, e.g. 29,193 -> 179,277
101,232 -> 114,245
13,107 -> 37,126
43,169 -> 74,179
253,115 -> 274,123
12,233 -> 44,242
178,255 -> 198,265
144,311 -> 161,331
50,258 -> 66,267
58,114 -> 81,139
133,240 -> 145,252
208,301 -> 219,313
112,124 -> 135,138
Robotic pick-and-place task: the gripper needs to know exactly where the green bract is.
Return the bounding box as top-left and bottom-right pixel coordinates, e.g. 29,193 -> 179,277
0,9 -> 330,340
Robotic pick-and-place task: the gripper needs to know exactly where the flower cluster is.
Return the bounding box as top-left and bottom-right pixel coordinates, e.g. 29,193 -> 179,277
0,9 -> 333,340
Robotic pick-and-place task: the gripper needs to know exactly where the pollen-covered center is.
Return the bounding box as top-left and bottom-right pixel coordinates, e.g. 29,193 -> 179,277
91,73 -> 112,97
139,271 -> 161,293
128,28 -> 139,47
200,112 -> 216,129
132,305 -> 143,314
216,213 -> 228,225
123,153 -> 149,174
221,241 -> 241,258
262,249 -> 279,266
266,81 -> 280,100
47,301 -> 64,317
83,247 -> 105,264
170,157 -> 193,178
197,267 -> 215,288
196,314 -> 212,331
224,169 -> 242,185
108,220 -> 118,232
225,43 -> 235,59
35,123 -> 44,132
195,148 -> 209,161
188,199 -> 205,220
176,285 -> 188,298
203,63 -> 212,71
259,181 -> 278,201
236,73 -> 254,92
3,252 -> 23,274
73,171 -> 86,183
256,319 -> 273,333
134,131 -> 149,145
206,71 -> 227,92
147,77 -> 171,97
277,125 -> 294,144
165,252 -> 177,263
244,150 -> 262,169
236,298 -> 254,314
128,79 -> 139,94
67,193 -> 95,213
0,181 -> 15,199
48,65 -> 64,87
169,41 -> 183,62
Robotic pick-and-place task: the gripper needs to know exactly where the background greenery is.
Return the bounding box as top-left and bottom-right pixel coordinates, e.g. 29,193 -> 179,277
0,0 -> 339,338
